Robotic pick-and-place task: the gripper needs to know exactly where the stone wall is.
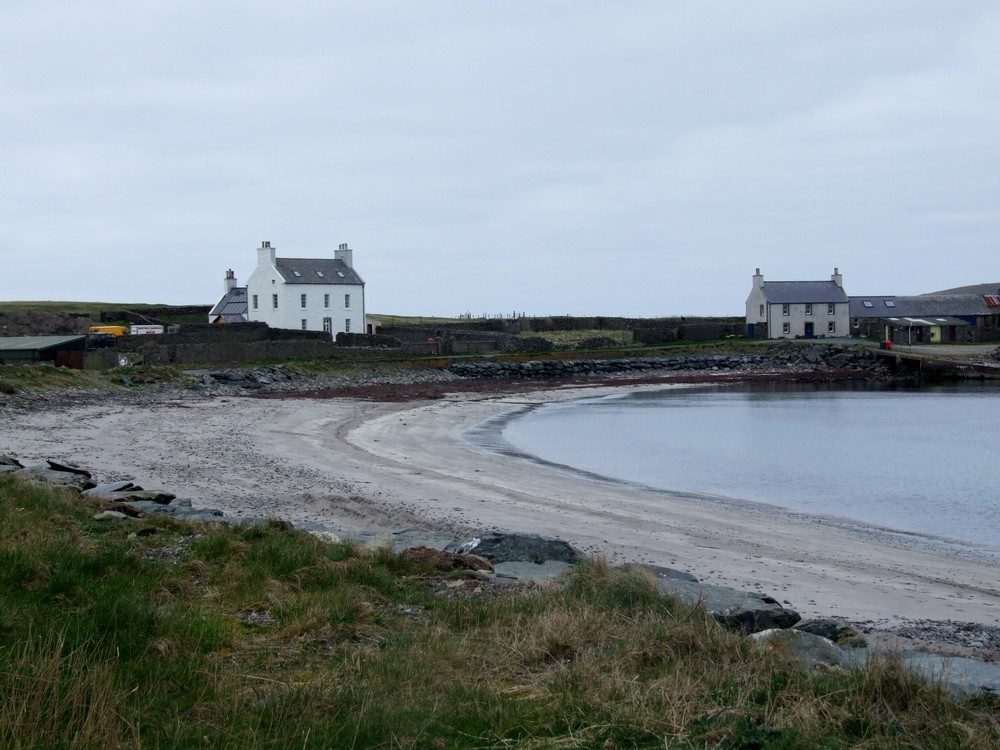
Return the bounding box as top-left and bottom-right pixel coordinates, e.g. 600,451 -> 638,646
448,345 -> 882,380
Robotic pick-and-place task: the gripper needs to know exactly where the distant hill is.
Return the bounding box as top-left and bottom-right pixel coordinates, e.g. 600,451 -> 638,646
922,283 -> 1000,295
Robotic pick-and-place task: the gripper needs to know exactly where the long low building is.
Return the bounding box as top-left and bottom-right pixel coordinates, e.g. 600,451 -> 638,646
849,294 -> 1000,343
0,335 -> 88,369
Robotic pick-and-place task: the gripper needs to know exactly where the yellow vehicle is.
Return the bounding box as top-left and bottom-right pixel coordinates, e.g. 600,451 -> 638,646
88,325 -> 129,337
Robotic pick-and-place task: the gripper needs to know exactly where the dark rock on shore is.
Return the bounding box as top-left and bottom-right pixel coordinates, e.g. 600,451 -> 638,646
449,531 -> 587,565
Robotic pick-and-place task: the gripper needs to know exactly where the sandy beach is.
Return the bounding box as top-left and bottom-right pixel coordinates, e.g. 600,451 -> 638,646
3,379 -> 999,652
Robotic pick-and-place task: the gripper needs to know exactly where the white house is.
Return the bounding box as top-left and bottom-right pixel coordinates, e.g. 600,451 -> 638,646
246,241 -> 365,338
745,267 -> 849,339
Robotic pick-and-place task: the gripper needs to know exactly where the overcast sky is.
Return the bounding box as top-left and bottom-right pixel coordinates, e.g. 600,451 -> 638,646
2,2 -> 998,317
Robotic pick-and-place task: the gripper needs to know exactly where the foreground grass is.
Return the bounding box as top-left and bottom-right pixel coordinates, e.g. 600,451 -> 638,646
1,475 -> 997,748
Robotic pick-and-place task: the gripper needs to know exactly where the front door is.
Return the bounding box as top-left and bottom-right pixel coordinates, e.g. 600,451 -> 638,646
804,322 -> 814,338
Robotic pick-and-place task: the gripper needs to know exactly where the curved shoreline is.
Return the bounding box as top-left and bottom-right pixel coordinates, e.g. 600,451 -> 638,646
2,379 -> 999,656
463,388 -> 1000,565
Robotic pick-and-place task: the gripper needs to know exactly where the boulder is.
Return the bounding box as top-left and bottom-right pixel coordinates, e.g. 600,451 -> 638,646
106,490 -> 176,504
93,510 -> 129,521
46,459 -> 92,478
751,628 -> 849,668
898,651 -> 1000,698
16,466 -> 90,492
493,560 -> 572,582
794,618 -> 867,647
450,531 -> 587,565
390,529 -> 463,552
654,579 -> 801,634
619,562 -> 699,583
401,546 -> 493,572
83,481 -> 142,496
0,455 -> 24,468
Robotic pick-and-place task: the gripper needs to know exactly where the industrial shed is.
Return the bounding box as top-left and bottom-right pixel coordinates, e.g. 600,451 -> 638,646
0,336 -> 88,369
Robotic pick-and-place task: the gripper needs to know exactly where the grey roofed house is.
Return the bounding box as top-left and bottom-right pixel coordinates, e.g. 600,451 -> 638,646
209,287 -> 248,324
274,257 -> 364,286
760,280 -> 849,304
208,269 -> 248,324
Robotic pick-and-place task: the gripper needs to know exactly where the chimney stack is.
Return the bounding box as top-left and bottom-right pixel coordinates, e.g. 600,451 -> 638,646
257,240 -> 276,268
335,242 -> 354,269
224,269 -> 237,295
832,267 -> 843,288
753,267 -> 763,288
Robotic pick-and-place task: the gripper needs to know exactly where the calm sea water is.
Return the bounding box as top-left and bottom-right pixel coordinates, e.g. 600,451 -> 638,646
476,382 -> 1000,554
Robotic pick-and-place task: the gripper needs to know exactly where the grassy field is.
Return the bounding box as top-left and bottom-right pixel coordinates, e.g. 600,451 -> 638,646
1,473 -> 997,749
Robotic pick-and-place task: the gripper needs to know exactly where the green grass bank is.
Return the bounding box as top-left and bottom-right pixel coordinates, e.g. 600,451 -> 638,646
1,474 -> 997,749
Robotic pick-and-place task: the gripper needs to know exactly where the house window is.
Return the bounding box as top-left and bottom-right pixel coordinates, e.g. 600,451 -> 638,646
862,300 -> 874,308
344,294 -> 350,309
884,300 -> 895,308
301,319 -> 307,330
782,304 -> 790,316
805,304 -> 813,316
252,294 -> 258,310
828,321 -> 836,333
345,318 -> 351,333
324,294 -> 330,308
828,303 -> 835,315
300,294 -> 307,309
323,317 -> 332,333
272,294 -> 278,309
782,322 -> 790,335
759,304 -> 764,317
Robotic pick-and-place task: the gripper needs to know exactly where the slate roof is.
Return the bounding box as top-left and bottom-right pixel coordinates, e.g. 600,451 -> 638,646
923,283 -> 1000,295
850,294 -> 994,318
761,281 -> 848,304
0,336 -> 86,351
209,286 -> 248,321
275,258 -> 364,285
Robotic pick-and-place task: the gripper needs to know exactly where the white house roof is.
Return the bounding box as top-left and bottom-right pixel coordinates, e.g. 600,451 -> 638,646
761,281 -> 847,304
275,258 -> 364,286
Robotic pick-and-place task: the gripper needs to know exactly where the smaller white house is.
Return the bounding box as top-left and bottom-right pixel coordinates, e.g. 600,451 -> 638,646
246,241 -> 365,338
745,268 -> 849,339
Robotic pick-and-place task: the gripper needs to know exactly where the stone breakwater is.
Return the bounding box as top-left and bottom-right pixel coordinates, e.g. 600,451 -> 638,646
447,345 -> 885,379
